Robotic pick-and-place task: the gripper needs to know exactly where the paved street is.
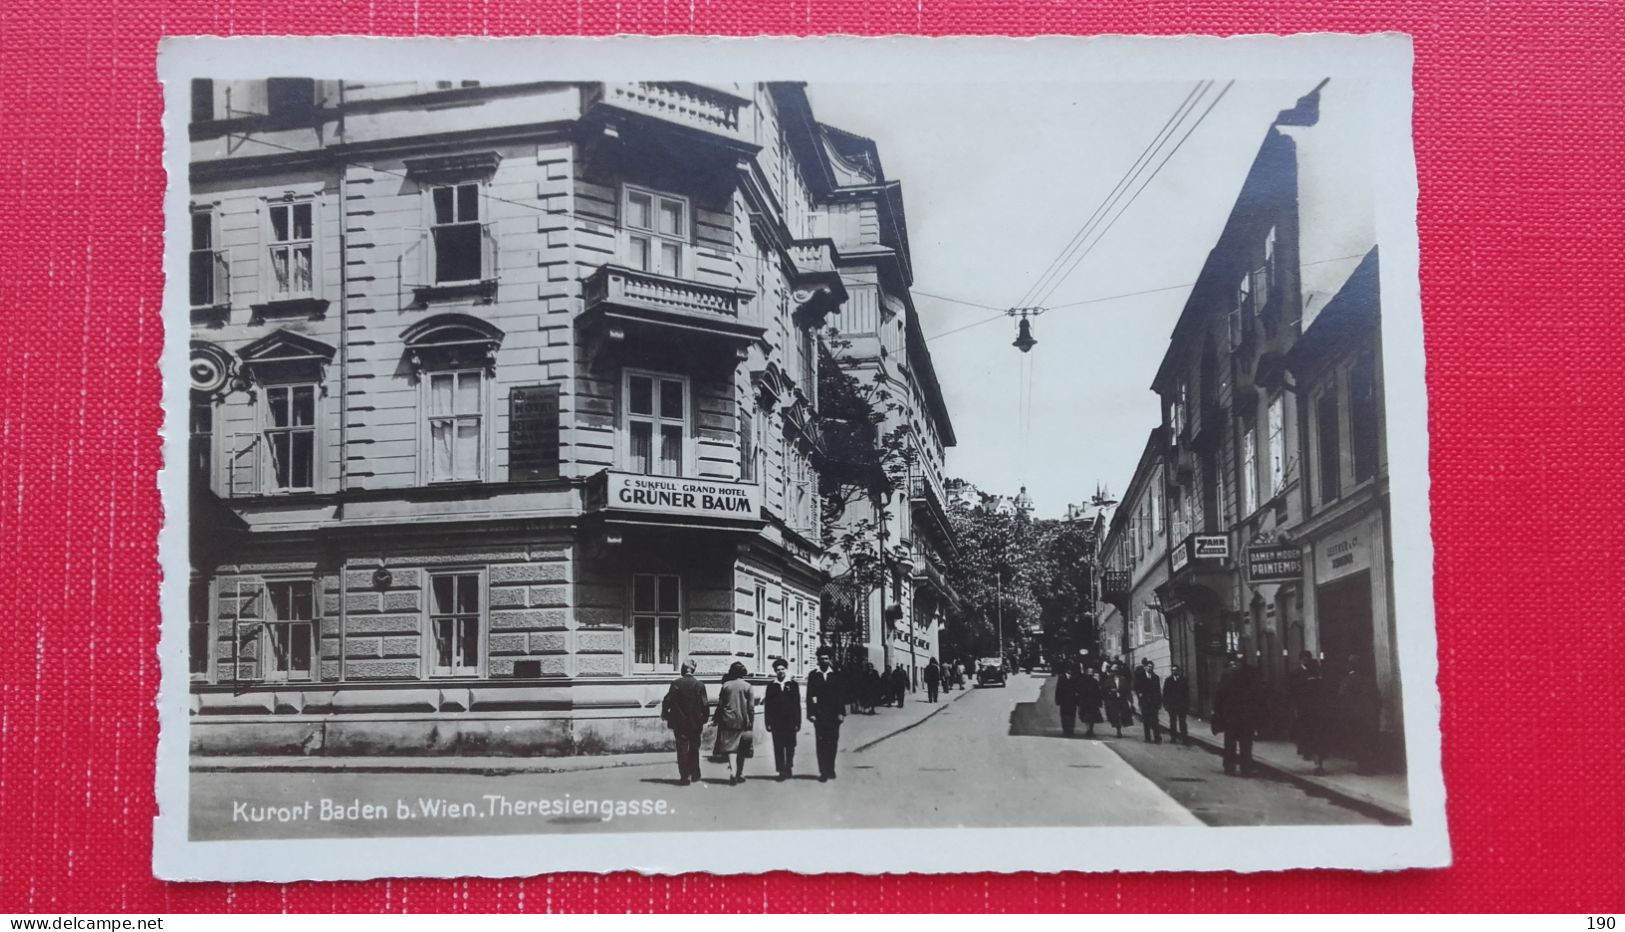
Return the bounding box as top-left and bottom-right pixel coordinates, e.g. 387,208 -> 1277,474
190,673 -> 1381,841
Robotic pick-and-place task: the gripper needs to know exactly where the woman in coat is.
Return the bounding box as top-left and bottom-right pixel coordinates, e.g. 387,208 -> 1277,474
711,661 -> 756,785
1104,661 -> 1134,737
1078,666 -> 1104,737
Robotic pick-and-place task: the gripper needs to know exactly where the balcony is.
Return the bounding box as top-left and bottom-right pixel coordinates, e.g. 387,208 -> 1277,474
907,462 -> 954,553
587,82 -> 755,150
579,264 -> 762,364
1102,569 -> 1132,603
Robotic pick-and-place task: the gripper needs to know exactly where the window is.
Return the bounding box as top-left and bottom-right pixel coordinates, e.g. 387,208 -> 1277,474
426,370 -> 484,482
434,80 -> 481,89
623,187 -> 687,277
430,182 -> 484,283
1231,274 -> 1252,349
632,574 -> 681,673
1267,395 -> 1286,495
429,572 -> 481,676
263,580 -> 316,682
1241,422 -> 1259,516
1169,379 -> 1188,437
190,396 -> 213,492
625,371 -> 686,476
1316,386 -> 1342,505
1350,353 -> 1380,484
266,78 -> 316,119
263,384 -> 316,492
794,599 -> 804,670
1151,471 -> 1164,536
190,79 -> 215,123
189,580 -> 211,678
754,582 -> 768,668
739,404 -> 756,482
266,199 -> 314,299
1257,226 -> 1276,310
189,209 -> 223,307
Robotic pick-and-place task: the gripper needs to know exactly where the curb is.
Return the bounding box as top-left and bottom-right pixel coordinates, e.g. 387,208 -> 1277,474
850,682 -> 976,754
188,754 -> 672,778
1176,726 -> 1410,824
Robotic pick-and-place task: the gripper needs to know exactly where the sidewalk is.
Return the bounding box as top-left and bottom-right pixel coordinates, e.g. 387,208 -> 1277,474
190,680 -> 975,776
1174,716 -> 1411,823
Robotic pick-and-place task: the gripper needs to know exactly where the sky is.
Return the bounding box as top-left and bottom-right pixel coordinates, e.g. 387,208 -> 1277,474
805,79 -> 1313,519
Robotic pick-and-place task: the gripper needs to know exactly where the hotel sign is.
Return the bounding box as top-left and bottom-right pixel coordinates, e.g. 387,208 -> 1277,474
1247,544 -> 1303,583
601,472 -> 762,519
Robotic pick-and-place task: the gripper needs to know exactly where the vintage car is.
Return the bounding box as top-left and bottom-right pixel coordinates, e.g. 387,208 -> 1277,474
976,657 -> 1007,687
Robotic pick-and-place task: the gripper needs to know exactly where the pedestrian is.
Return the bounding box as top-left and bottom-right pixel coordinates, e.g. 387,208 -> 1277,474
1213,653 -> 1264,776
1288,651 -> 1319,759
1290,656 -> 1330,773
924,657 -> 942,703
1078,665 -> 1104,737
763,657 -> 801,781
1133,658 -> 1163,744
864,662 -> 882,714
1054,660 -> 1081,737
955,660 -> 967,691
1104,661 -> 1134,737
891,664 -> 910,708
1336,654 -> 1383,774
1162,663 -> 1191,745
710,661 -> 755,785
659,658 -> 708,786
806,648 -> 846,781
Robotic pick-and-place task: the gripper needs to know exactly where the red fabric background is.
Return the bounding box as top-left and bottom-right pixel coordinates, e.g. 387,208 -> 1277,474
1,0 -> 1622,913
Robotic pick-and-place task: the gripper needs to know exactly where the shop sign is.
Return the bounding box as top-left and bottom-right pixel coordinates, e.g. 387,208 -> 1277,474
602,472 -> 762,519
1248,544 -> 1303,582
1170,541 -> 1190,573
891,632 -> 931,652
1193,534 -> 1229,559
1316,526 -> 1374,582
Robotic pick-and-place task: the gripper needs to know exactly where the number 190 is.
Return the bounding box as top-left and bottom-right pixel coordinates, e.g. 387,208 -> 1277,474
1589,918 -> 1616,930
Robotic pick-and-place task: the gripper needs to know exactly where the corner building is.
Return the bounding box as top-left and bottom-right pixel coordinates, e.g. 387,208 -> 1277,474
185,80 -> 887,756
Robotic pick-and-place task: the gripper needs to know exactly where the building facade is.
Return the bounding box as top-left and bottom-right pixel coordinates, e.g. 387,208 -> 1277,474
185,79 -> 921,756
1098,431 -> 1173,673
818,125 -> 958,682
1096,79 -> 1396,758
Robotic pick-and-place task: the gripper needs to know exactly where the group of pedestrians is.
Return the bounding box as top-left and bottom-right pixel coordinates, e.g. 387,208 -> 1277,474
1053,656 -> 1190,744
1051,650 -> 1385,778
659,648 -> 961,787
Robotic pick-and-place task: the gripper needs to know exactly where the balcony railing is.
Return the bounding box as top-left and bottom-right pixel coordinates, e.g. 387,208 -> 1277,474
788,239 -> 838,277
189,248 -> 230,309
583,264 -> 751,325
597,82 -> 750,140
1101,569 -> 1132,602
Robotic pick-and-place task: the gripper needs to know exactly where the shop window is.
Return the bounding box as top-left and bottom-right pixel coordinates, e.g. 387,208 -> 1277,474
622,186 -> 687,278
266,199 -> 315,299
262,579 -> 316,682
1316,386 -> 1342,506
632,574 -> 681,673
625,370 -> 686,477
263,383 -> 317,492
189,580 -> 211,678
429,572 -> 482,677
430,182 -> 486,284
426,370 -> 484,482
1350,352 -> 1380,484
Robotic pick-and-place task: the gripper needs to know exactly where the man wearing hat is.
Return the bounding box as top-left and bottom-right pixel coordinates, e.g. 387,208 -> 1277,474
659,658 -> 709,786
1132,657 -> 1164,744
763,657 -> 802,781
805,648 -> 846,782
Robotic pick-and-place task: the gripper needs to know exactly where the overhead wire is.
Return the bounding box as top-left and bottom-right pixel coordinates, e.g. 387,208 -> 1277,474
1029,80 -> 1236,310
1010,80 -> 1212,313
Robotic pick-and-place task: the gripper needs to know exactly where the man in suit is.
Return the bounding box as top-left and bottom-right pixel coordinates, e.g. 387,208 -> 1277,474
805,648 -> 845,782
1162,663 -> 1191,745
659,658 -> 709,786
763,657 -> 802,781
1214,653 -> 1264,776
1133,658 -> 1164,744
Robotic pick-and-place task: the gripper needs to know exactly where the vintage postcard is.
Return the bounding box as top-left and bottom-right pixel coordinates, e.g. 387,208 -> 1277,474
154,33 -> 1446,879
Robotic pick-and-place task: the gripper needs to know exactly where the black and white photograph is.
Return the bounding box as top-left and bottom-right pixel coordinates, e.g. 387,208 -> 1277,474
156,34 -> 1444,879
